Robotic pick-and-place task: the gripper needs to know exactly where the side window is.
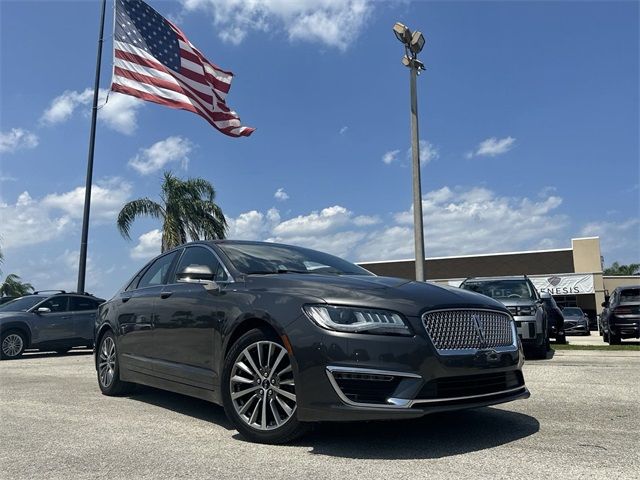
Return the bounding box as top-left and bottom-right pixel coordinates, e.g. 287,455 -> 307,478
174,246 -> 228,282
137,251 -> 180,289
39,296 -> 70,313
70,297 -> 99,312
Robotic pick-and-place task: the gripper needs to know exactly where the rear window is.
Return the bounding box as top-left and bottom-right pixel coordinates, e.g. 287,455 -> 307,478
619,288 -> 640,303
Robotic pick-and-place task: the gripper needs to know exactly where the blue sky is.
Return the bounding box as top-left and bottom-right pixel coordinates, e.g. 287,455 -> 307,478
1,0 -> 638,298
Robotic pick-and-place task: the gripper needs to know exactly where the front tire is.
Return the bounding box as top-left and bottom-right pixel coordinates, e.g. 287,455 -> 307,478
608,332 -> 621,345
1,330 -> 26,360
222,329 -> 308,444
96,331 -> 135,395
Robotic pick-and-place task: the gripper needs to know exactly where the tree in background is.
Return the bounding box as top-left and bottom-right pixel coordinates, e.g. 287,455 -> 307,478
0,242 -> 35,296
0,274 -> 34,297
117,171 -> 227,253
604,262 -> 640,276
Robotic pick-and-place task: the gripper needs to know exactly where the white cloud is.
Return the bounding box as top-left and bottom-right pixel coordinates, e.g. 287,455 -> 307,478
181,0 -> 372,50
0,178 -> 132,249
130,229 -> 163,260
129,136 -> 193,175
41,89 -> 143,134
274,187 -> 289,201
407,140 -> 439,165
0,128 -> 39,154
222,186 -> 570,263
41,178 -> 132,223
382,149 -> 400,165
581,218 -> 640,264
469,136 -> 516,158
339,126 -> 348,135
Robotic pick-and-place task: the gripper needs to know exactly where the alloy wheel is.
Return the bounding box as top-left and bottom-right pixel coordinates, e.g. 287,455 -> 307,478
229,340 -> 296,431
2,333 -> 23,358
98,336 -> 117,388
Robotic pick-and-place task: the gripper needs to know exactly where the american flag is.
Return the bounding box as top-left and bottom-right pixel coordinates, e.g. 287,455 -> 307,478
112,0 -> 254,137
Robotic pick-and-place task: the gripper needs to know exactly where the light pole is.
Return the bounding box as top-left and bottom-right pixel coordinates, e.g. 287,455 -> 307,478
393,22 -> 427,282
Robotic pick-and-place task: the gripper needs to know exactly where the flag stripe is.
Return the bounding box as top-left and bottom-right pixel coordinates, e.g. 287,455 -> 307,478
111,0 -> 253,138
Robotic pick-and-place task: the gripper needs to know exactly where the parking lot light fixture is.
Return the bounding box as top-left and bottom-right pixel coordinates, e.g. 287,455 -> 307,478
393,21 -> 427,282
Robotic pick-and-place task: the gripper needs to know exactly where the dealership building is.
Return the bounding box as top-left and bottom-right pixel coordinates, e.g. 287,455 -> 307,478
359,237 -> 637,320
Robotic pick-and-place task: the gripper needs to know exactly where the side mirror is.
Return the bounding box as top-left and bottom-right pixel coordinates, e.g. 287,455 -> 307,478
601,301 -> 609,308
176,264 -> 219,291
36,307 -> 51,314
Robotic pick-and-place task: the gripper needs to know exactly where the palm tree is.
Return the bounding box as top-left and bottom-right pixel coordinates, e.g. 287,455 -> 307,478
117,171 -> 227,252
603,262 -> 640,276
0,274 -> 34,297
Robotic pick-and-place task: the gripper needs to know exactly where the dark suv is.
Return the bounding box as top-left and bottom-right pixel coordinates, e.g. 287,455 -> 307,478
0,291 -> 104,359
600,286 -> 640,345
459,276 -> 549,358
540,292 -> 566,344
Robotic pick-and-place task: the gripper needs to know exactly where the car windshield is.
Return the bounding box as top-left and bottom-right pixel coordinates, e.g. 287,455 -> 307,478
563,307 -> 583,316
0,295 -> 46,312
218,243 -> 373,276
619,288 -> 640,303
462,279 -> 535,300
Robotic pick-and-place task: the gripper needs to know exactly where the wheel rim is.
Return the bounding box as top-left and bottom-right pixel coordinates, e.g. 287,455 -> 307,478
2,334 -> 23,357
98,336 -> 117,388
230,340 -> 296,431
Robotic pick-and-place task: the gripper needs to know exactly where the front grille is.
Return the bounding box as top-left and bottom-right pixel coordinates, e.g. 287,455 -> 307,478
417,371 -> 524,400
422,309 -> 514,351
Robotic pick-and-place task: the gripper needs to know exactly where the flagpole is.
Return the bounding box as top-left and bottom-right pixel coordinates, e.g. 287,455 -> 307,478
77,0 -> 107,294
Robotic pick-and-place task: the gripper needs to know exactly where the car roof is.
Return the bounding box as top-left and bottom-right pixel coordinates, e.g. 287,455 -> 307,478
614,285 -> 640,292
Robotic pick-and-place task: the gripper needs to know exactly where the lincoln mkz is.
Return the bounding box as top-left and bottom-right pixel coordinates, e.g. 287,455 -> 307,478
95,241 -> 529,443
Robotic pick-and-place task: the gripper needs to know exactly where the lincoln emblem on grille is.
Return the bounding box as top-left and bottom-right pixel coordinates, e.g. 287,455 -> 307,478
471,314 -> 487,347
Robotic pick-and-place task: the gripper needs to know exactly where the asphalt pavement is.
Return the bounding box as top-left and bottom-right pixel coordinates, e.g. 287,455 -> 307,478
1,348 -> 639,480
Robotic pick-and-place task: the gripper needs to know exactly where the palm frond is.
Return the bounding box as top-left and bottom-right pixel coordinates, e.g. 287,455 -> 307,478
117,198 -> 164,240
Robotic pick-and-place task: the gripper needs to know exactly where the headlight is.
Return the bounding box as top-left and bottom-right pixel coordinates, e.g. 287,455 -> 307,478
303,305 -> 411,335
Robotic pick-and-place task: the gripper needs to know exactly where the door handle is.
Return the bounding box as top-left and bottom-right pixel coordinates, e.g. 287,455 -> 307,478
121,296 -> 131,303
160,292 -> 173,299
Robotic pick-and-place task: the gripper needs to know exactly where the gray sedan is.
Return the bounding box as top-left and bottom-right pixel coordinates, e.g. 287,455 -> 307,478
562,307 -> 590,335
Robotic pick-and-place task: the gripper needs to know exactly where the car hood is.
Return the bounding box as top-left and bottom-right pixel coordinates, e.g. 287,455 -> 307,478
246,274 -> 508,317
491,298 -> 538,308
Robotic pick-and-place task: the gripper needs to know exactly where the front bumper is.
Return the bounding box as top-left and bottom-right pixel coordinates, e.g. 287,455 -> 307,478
286,314 -> 528,422
564,321 -> 589,334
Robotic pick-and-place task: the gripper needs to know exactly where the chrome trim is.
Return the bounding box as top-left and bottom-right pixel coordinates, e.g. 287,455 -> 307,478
406,386 -> 528,406
325,366 -> 421,409
325,365 -> 528,410
422,308 -> 519,355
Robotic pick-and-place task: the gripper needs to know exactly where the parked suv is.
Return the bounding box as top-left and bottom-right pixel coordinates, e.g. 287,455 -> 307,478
459,276 -> 549,358
0,291 -> 104,359
600,286 -> 640,345
540,292 -> 566,344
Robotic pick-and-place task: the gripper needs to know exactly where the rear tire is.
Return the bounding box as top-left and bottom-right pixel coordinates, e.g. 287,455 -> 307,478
222,328 -> 309,444
96,331 -> 135,396
1,330 -> 27,360
556,333 -> 567,345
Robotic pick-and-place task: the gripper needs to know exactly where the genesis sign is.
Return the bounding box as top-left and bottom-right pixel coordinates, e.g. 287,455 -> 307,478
530,274 -> 595,295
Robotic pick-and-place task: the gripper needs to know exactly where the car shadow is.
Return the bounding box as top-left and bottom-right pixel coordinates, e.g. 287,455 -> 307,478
126,386 -> 234,430
15,349 -> 93,360
230,407 -> 539,458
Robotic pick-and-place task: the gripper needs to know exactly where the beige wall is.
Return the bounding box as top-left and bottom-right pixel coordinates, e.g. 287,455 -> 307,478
603,276 -> 640,295
572,237 -> 606,314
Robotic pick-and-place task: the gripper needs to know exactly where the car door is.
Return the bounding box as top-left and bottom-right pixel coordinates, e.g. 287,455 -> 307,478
30,296 -> 74,345
116,250 -> 181,375
69,296 -> 102,344
153,245 -> 232,390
